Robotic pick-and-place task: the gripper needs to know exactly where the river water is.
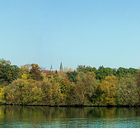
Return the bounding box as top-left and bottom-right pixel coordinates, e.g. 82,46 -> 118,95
0,106 -> 140,128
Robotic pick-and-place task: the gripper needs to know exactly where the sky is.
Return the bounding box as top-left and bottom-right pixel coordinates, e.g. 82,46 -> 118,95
0,0 -> 140,69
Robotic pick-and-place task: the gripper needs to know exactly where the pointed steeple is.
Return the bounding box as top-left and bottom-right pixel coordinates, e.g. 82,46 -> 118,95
60,62 -> 63,72
50,65 -> 53,71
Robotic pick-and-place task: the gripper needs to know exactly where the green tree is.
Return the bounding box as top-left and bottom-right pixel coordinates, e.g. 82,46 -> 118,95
116,67 -> 137,77
96,66 -> 116,80
73,72 -> 97,105
117,75 -> 139,106
66,71 -> 77,82
0,59 -> 20,84
77,65 -> 96,74
30,64 -> 43,81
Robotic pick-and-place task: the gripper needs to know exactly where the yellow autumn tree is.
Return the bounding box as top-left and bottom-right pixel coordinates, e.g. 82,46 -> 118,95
0,87 -> 4,104
98,75 -> 118,106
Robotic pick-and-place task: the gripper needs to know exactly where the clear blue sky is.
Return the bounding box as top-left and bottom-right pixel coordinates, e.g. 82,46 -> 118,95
0,0 -> 140,69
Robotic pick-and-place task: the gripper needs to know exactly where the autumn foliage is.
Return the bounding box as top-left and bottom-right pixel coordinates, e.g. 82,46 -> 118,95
0,59 -> 140,106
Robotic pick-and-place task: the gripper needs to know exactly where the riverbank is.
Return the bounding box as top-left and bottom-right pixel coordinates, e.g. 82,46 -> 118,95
2,103 -> 140,108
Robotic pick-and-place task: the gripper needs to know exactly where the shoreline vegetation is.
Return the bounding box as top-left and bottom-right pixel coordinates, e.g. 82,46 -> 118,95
0,59 -> 140,107
2,104 -> 140,108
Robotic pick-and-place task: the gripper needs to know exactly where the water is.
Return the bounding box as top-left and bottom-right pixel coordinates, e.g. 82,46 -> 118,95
0,106 -> 140,128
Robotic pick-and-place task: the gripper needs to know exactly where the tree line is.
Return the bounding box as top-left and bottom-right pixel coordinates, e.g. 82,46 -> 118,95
0,59 -> 140,106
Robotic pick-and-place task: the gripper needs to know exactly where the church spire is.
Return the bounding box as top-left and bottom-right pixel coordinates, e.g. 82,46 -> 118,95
50,65 -> 53,71
60,62 -> 63,72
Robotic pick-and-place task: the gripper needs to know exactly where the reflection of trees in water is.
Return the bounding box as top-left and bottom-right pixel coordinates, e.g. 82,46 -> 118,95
116,108 -> 140,118
0,106 -> 140,127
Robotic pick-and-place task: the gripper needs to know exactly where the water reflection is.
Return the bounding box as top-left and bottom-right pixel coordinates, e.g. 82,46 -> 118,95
0,106 -> 140,128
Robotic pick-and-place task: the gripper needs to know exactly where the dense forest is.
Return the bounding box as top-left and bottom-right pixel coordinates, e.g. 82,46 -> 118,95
0,59 -> 140,107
